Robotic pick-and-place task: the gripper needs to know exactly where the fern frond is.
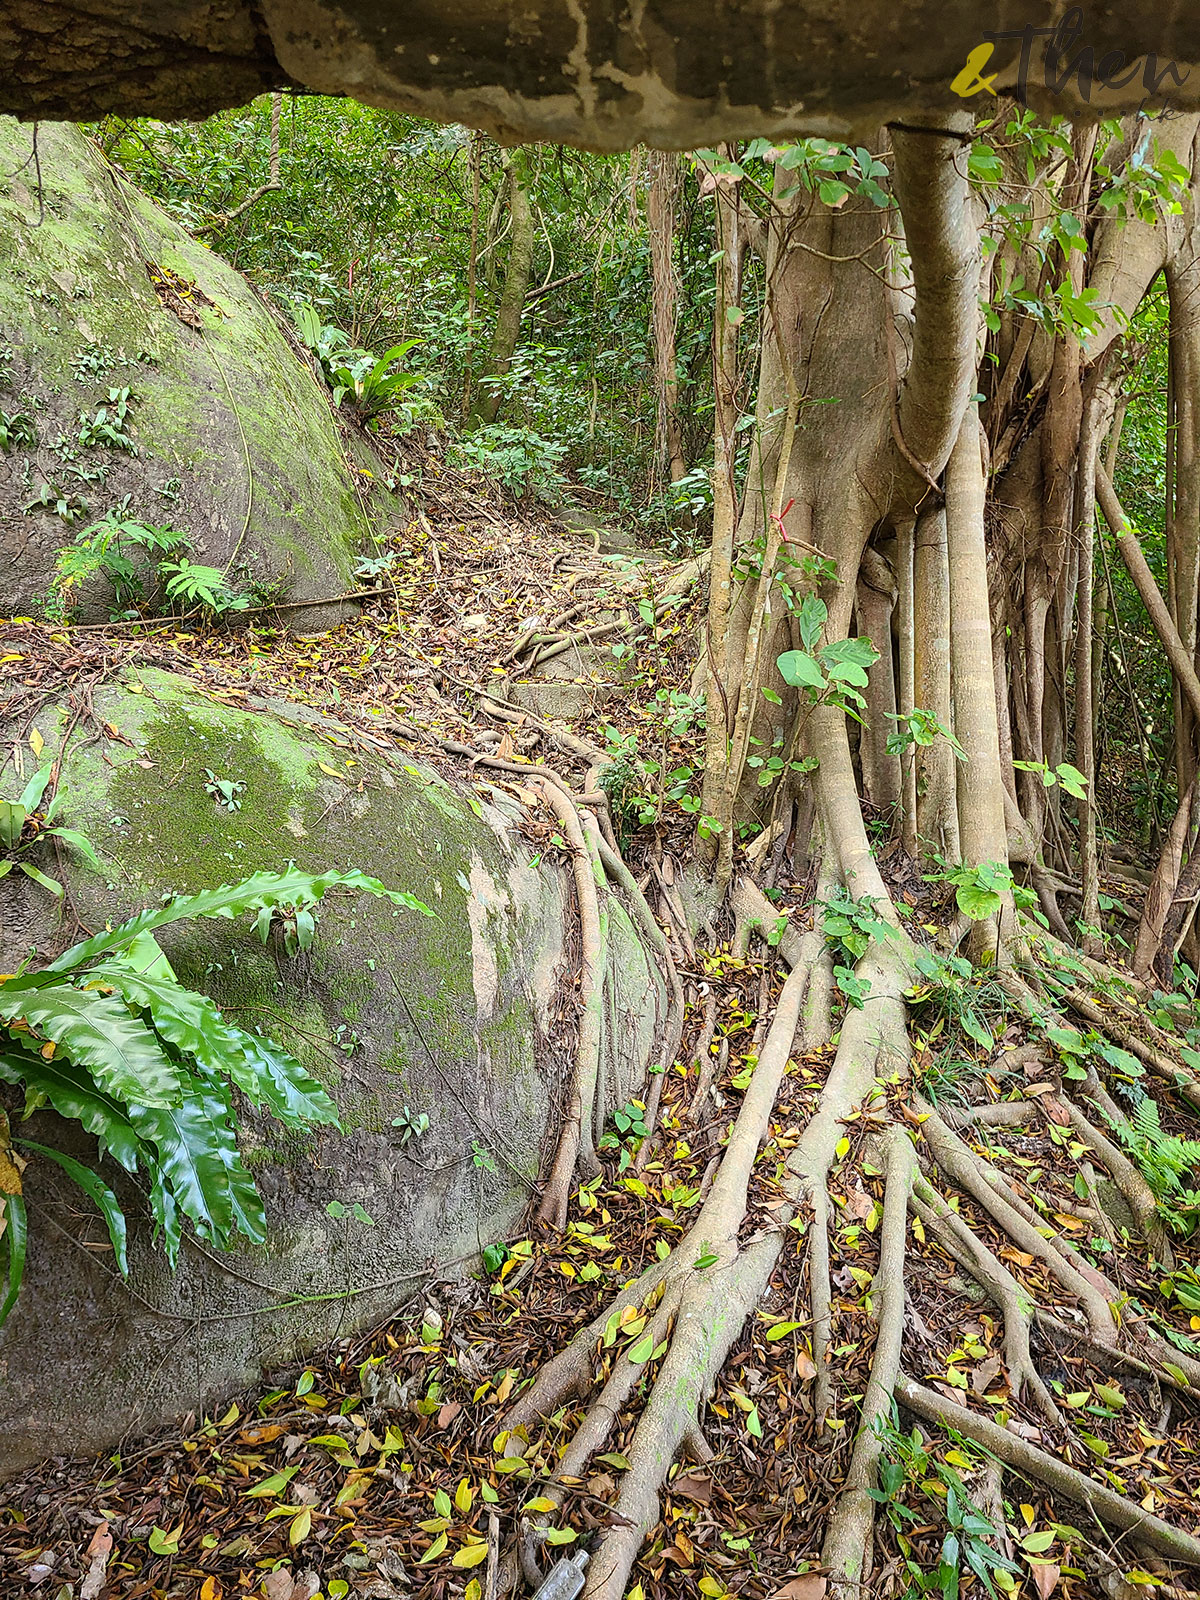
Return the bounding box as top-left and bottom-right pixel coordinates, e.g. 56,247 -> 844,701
14,1139 -> 128,1276
88,963 -> 338,1129
1106,1089 -> 1200,1206
0,984 -> 185,1108
0,1043 -> 151,1174
0,865 -> 430,1319
40,866 -> 432,976
128,1066 -> 266,1257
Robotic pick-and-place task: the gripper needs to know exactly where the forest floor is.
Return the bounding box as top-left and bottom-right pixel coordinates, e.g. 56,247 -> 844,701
3,452 -> 1200,1600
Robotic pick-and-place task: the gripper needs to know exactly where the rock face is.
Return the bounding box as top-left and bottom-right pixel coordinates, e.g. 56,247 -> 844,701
0,671 -> 666,1471
1,5 -> 1199,141
0,118 -> 384,620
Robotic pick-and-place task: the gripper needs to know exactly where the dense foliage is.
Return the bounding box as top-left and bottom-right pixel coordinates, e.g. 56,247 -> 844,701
12,92 -> 1200,1599
102,103 -> 717,529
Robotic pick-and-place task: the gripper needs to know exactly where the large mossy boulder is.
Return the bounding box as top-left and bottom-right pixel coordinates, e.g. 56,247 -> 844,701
0,671 -> 666,1471
0,119 -> 383,619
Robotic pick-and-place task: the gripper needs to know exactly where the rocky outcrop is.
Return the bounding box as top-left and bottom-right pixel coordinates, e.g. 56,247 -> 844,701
0,671 -> 666,1471
0,118 -> 390,620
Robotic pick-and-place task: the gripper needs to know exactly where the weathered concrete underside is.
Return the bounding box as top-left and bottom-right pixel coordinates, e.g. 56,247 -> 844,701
4,4 -> 1200,146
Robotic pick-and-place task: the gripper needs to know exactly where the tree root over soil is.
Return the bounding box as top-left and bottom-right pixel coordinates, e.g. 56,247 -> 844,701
533,778 -> 685,1229
509,908 -> 923,1599
5,659 -> 1200,1598
504,865 -> 1200,1599
13,890 -> 1200,1600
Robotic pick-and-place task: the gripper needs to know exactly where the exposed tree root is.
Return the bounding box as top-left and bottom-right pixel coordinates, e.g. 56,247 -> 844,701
947,1099 -> 1037,1129
897,1374 -> 1200,1568
1053,979 -> 1200,1112
508,922 -> 819,1596
1036,1310 -> 1191,1398
509,552 -> 709,672
582,943 -> 916,1599
535,780 -> 608,1228
1060,1091 -> 1175,1267
910,1175 -> 1065,1427
916,1098 -> 1119,1344
515,822 -> 1200,1593
584,1235 -> 781,1599
821,1124 -> 915,1591
809,1178 -> 835,1430
594,833 -> 685,1146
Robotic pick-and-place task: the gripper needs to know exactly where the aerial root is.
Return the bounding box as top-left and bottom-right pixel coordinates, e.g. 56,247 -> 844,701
910,1177 -> 1065,1427
896,1374 -> 1200,1569
821,1125 -> 915,1591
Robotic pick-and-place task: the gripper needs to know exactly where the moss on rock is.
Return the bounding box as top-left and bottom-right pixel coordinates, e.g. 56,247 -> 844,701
0,671 -> 665,1473
0,119 -> 398,619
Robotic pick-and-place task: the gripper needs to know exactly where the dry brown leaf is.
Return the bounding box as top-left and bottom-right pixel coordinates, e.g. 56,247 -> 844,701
845,1185 -> 873,1220
79,1521 -> 112,1600
1032,1564 -> 1061,1600
493,1370 -> 516,1406
971,1354 -> 1003,1395
794,1348 -> 817,1381
1000,1246 -> 1036,1267
769,1576 -> 828,1600
1008,1420 -> 1043,1442
239,1423 -> 288,1445
436,1400 -> 463,1429
0,1147 -> 23,1196
931,1381 -> 968,1407
670,1472 -> 712,1505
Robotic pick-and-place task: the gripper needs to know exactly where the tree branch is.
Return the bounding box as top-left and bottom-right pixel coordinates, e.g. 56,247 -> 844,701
1096,462 -> 1200,728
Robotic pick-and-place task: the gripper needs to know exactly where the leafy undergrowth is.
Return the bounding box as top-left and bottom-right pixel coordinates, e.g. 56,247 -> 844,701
6,924 -> 1200,1600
